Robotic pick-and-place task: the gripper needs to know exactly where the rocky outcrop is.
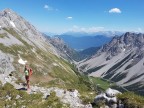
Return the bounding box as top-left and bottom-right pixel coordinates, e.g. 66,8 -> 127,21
1,74 -> 92,108
0,50 -> 14,75
94,88 -> 122,108
29,86 -> 92,108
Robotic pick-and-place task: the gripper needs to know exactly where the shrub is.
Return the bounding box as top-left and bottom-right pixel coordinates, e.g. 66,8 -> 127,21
117,92 -> 144,108
41,91 -> 65,108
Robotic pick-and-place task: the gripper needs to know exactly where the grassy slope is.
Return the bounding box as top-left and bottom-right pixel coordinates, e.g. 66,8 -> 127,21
90,77 -> 111,91
0,82 -> 67,108
1,28 -> 77,83
117,92 -> 144,107
0,28 -> 98,104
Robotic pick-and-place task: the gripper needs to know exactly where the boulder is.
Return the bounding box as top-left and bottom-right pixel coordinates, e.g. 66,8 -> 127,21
105,88 -> 121,97
94,88 -> 121,108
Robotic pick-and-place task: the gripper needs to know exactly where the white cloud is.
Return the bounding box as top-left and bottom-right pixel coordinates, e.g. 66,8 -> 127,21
66,16 -> 73,20
44,5 -> 49,9
109,8 -> 121,13
44,5 -> 53,10
44,4 -> 57,11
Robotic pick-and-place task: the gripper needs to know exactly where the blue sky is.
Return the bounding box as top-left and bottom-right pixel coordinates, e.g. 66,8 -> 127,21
0,0 -> 144,34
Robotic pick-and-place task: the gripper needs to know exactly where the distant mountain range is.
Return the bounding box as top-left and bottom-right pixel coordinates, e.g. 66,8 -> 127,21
57,35 -> 112,50
62,31 -> 123,37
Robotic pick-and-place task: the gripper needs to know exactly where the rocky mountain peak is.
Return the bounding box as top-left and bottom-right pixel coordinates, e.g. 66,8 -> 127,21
98,32 -> 144,56
0,8 -> 43,39
3,8 -> 13,12
0,8 -> 19,21
0,9 -> 58,53
2,8 -> 15,14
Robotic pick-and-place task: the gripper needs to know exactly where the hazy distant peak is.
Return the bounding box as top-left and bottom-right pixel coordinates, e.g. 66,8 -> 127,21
62,31 -> 123,37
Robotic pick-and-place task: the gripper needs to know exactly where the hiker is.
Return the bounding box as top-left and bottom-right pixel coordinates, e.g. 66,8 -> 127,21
24,64 -> 33,90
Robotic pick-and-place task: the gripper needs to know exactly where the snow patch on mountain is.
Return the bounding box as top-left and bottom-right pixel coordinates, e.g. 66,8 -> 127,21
10,21 -> 16,28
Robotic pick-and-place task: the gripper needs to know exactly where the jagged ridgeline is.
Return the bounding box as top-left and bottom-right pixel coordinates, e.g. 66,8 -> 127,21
0,8 -> 94,92
78,32 -> 144,95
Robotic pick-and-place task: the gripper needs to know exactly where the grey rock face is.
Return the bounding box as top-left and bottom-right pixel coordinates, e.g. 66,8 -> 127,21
44,35 -> 77,61
0,29 -> 23,46
99,32 -> 144,56
94,88 -> 121,108
78,32 -> 144,94
0,51 -> 14,75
